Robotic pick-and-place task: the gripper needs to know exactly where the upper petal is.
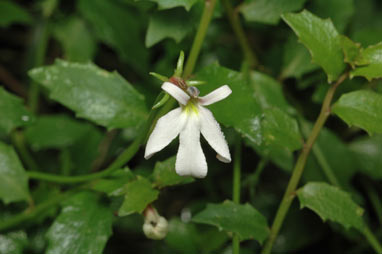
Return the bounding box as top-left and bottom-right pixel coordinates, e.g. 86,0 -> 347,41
162,82 -> 190,105
199,106 -> 231,163
198,85 -> 232,106
176,114 -> 207,178
144,107 -> 187,159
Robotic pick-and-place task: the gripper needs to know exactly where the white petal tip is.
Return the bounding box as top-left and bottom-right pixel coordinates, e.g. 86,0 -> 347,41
162,82 -> 190,105
217,154 -> 231,163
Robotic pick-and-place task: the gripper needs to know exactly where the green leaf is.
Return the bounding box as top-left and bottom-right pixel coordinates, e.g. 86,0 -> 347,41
152,156 -> 194,188
282,10 -> 346,82
29,60 -> 148,129
309,0 -> 354,33
351,42 -> 382,81
192,200 -> 269,243
145,8 -> 196,47
0,87 -> 34,134
280,35 -> 319,79
165,218 -> 199,254
150,0 -> 199,11
297,182 -> 365,231
196,64 -> 263,145
52,16 -> 97,62
118,176 -> 159,216
240,0 -> 307,25
0,141 -> 30,204
261,107 -> 302,151
0,231 -> 28,254
339,35 -> 362,68
350,135 -> 382,180
332,90 -> 382,134
25,115 -> 94,150
77,0 -> 149,74
46,192 -> 113,254
91,169 -> 135,195
0,0 -> 32,27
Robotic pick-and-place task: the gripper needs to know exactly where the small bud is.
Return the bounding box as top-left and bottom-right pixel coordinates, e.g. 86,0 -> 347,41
187,86 -> 200,98
143,206 -> 168,240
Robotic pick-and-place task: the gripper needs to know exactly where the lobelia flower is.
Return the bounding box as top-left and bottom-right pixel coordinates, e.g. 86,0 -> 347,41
144,81 -> 232,178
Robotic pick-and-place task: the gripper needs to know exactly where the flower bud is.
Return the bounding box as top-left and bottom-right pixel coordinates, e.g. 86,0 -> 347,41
143,206 -> 168,240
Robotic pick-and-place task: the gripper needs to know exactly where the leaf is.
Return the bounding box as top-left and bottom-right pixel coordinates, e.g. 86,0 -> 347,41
29,60 -> 148,129
91,169 -> 135,195
350,135 -> 382,180
297,182 -> 365,231
192,200 -> 269,243
118,176 -> 159,216
52,16 -> 97,62
77,0 -> 149,74
339,35 -> 362,68
0,0 -> 32,27
25,115 -> 94,150
261,107 -> 302,151
332,90 -> 382,134
150,0 -> 199,11
309,0 -> 354,33
165,218 -> 199,254
282,10 -> 346,82
152,156 -> 194,188
196,64 -> 263,145
0,87 -> 34,134
240,0 -> 307,25
280,35 -> 319,79
0,141 -> 30,204
145,8 -> 197,47
351,42 -> 382,80
0,231 -> 28,254
46,192 -> 113,254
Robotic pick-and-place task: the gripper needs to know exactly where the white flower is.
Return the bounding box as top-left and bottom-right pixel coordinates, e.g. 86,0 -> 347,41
144,81 -> 232,178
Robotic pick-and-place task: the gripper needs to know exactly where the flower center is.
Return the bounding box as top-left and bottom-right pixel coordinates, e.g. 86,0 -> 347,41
183,98 -> 199,115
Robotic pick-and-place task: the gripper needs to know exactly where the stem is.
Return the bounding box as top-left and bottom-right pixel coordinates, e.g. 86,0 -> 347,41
222,0 -> 258,69
362,179 -> 382,226
363,227 -> 382,254
183,0 -> 217,78
261,72 -> 348,254
11,131 -> 39,172
232,138 -> 241,254
245,158 -> 267,201
28,20 -> 49,113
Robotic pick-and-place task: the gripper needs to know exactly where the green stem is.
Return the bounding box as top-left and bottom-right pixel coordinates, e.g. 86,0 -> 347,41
245,158 -> 267,201
11,131 -> 39,172
261,72 -> 348,254
28,20 -> 49,113
183,0 -> 217,78
222,0 -> 258,69
232,138 -> 241,254
362,179 -> 382,227
363,227 -> 382,254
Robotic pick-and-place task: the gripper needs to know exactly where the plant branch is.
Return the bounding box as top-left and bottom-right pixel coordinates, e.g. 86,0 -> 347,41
0,65 -> 27,98
232,137 -> 242,254
261,72 -> 348,254
222,0 -> 258,69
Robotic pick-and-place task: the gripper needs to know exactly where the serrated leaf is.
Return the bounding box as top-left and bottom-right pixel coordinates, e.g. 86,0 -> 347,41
261,107 -> 302,151
52,16 -> 96,62
145,8 -> 196,47
77,0 -> 148,74
240,0 -> 307,25
46,192 -> 113,254
350,135 -> 382,180
297,182 -> 365,231
0,141 -> 30,204
152,156 -> 194,188
25,115 -> 93,150
339,35 -> 362,68
351,42 -> 382,80
29,60 -> 148,129
151,0 -> 199,11
196,64 -> 263,145
192,201 -> 269,243
332,90 -> 382,134
0,0 -> 32,27
118,176 -> 159,216
282,10 -> 346,82
280,35 -> 319,79
0,87 -> 34,134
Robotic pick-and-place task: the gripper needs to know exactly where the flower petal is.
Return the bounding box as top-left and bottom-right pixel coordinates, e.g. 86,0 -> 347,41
198,85 -> 232,106
176,114 -> 207,178
145,108 -> 187,159
162,82 -> 190,105
199,106 -> 231,163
